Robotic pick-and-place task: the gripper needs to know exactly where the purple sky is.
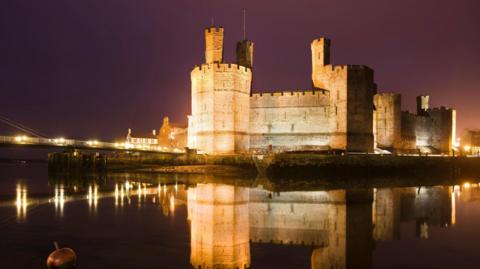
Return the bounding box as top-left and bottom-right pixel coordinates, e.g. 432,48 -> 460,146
0,0 -> 479,141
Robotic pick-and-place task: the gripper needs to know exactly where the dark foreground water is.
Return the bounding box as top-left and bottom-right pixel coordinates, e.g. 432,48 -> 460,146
1,163 -> 480,268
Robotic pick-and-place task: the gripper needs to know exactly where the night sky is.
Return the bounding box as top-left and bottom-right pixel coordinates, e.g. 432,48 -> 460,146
1,0 -> 479,141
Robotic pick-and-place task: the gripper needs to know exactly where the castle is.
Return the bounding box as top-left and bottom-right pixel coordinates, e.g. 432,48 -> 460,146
187,26 -> 456,155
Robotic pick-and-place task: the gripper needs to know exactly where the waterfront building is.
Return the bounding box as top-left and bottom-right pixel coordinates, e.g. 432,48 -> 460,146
125,128 -> 158,147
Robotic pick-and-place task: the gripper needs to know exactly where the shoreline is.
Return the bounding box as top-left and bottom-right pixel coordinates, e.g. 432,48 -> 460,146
47,151 -> 480,180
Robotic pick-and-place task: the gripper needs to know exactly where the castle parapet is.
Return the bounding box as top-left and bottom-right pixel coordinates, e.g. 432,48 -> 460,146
191,63 -> 251,74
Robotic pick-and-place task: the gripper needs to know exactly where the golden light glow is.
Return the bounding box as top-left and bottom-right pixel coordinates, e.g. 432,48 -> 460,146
169,195 -> 175,214
464,145 -> 471,152
86,140 -> 99,146
53,137 -> 66,144
16,184 -> 27,220
115,184 -> 119,206
137,183 -> 142,202
14,135 -> 28,143
54,185 -> 65,216
87,185 -> 98,212
451,190 -> 456,226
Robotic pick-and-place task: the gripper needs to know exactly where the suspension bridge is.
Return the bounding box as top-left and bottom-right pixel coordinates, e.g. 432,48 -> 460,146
0,115 -> 184,154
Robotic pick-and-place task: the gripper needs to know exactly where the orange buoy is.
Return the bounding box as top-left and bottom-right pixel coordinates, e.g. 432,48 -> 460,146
46,242 -> 77,269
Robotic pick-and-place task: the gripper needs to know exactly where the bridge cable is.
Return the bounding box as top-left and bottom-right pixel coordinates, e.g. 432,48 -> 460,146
0,115 -> 49,138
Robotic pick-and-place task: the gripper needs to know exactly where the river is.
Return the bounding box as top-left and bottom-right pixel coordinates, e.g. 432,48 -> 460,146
0,163 -> 479,268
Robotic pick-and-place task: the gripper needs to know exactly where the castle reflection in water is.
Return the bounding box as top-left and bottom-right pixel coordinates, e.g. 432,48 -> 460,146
13,177 -> 480,269
186,183 -> 463,269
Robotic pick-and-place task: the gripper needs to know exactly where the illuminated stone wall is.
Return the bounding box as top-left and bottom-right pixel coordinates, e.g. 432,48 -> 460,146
415,107 -> 456,153
249,91 -> 330,151
374,93 -> 401,150
371,93 -> 456,154
188,184 -> 250,269
400,111 -> 417,151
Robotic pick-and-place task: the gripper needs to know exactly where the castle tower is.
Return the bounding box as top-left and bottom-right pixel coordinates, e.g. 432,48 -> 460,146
311,37 -> 331,88
416,95 -> 429,115
188,27 -> 252,154
236,40 -> 254,68
374,93 -> 402,150
311,37 -> 375,153
205,27 -> 224,64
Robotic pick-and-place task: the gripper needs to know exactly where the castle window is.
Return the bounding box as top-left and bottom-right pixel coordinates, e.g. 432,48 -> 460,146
291,124 -> 295,132
335,106 -> 338,115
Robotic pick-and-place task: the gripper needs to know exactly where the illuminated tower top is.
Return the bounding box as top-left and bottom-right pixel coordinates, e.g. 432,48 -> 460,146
205,26 -> 224,64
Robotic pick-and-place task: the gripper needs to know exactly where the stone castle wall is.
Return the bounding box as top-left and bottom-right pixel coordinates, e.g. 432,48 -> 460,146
415,107 -> 455,153
400,111 -> 417,151
427,108 -> 456,153
346,66 -> 376,152
374,94 -> 456,154
374,93 -> 401,149
249,90 -> 330,151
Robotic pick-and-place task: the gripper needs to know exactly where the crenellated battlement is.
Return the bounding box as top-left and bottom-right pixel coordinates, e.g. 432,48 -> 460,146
322,64 -> 372,72
428,106 -> 454,112
250,89 -> 328,98
192,63 -> 251,74
204,26 -> 224,33
376,92 -> 399,96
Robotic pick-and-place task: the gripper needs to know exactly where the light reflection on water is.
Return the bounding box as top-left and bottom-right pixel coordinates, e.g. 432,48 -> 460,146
15,184 -> 27,221
2,167 -> 480,268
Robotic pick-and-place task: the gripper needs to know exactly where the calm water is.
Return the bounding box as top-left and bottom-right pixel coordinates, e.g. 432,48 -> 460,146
1,163 -> 480,268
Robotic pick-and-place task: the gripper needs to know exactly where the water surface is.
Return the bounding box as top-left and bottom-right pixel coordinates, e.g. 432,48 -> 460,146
1,163 -> 480,268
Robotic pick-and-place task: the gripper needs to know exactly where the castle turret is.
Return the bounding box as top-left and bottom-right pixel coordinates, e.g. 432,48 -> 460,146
205,26 -> 224,64
236,40 -> 254,68
416,95 -> 429,115
311,38 -> 331,82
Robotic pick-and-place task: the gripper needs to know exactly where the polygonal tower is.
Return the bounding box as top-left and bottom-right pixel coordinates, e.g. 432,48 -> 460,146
188,26 -> 253,154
